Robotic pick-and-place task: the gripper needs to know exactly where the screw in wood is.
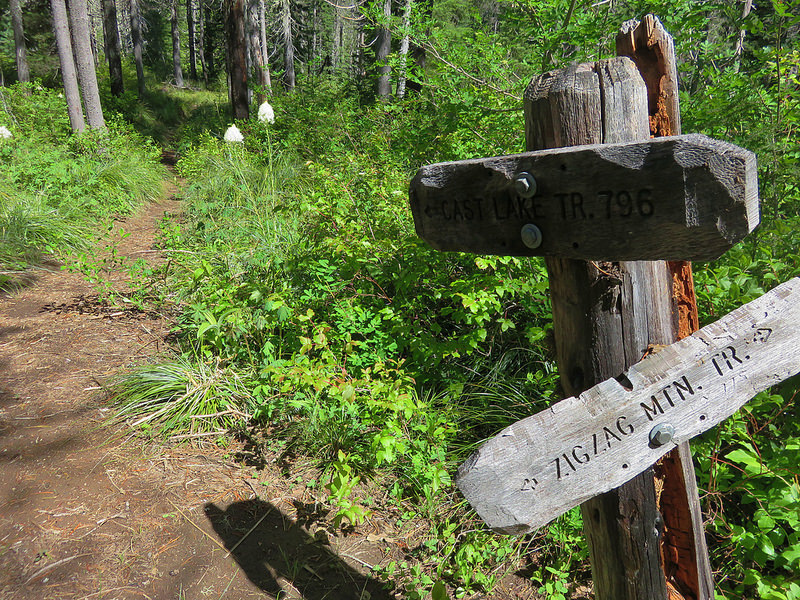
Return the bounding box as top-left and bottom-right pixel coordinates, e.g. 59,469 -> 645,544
514,172 -> 537,198
649,423 -> 675,447
520,223 -> 543,249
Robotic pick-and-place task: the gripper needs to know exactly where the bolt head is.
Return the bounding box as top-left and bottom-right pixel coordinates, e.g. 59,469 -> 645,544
649,423 -> 675,447
520,223 -> 543,249
514,173 -> 537,198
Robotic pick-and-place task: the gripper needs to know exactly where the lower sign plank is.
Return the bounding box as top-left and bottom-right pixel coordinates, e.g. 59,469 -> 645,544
456,277 -> 800,534
410,134 -> 758,261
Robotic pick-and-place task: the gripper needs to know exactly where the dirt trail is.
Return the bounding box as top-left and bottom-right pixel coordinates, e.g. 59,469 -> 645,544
0,182 -> 392,599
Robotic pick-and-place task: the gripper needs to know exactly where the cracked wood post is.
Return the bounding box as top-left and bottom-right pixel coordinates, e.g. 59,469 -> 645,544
524,57 -> 674,600
617,15 -> 714,600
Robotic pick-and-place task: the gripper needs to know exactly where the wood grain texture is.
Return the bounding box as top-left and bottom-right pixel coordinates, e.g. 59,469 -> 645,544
617,15 -> 713,600
456,277 -> 800,534
525,57 -> 670,600
409,134 -> 758,261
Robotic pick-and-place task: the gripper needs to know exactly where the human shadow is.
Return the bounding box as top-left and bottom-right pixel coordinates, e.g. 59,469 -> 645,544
205,499 -> 393,600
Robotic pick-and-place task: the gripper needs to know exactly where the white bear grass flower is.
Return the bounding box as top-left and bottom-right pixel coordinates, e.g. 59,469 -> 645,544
257,101 -> 275,124
223,124 -> 244,142
0,126 -> 12,139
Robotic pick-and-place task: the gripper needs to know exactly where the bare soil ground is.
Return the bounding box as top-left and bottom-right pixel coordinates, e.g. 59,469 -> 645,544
0,186 -> 403,600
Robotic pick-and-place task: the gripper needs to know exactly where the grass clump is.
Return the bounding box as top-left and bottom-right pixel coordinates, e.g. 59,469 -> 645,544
109,357 -> 253,437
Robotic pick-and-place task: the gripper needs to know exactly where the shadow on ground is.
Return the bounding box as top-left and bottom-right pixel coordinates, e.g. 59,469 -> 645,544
206,499 -> 392,600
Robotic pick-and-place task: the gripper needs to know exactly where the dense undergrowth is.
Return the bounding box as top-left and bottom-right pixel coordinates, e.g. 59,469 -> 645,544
3,3 -> 799,598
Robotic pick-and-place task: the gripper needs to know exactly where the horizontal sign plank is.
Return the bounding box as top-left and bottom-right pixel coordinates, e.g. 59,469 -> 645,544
410,134 -> 758,261
456,277 -> 800,534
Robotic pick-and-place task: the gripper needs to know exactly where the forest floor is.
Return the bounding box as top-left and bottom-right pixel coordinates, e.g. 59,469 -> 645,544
0,163 -> 544,600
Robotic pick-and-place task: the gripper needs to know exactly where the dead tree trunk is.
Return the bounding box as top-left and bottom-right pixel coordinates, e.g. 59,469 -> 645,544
395,0 -> 411,98
280,0 -> 295,91
10,0 -> 30,83
51,0 -> 85,131
68,0 -> 105,129
258,0 -> 271,92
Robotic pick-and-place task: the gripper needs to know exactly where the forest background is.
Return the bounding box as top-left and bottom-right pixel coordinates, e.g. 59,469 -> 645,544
1,0 -> 799,598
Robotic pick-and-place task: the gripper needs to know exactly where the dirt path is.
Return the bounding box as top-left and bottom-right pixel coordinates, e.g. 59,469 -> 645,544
0,185 -> 393,600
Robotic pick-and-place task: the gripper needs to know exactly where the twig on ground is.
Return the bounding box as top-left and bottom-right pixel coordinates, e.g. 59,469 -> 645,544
25,554 -> 91,584
225,506 -> 273,557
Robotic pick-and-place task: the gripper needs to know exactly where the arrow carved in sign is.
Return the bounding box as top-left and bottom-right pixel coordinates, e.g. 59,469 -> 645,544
410,134 -> 759,261
455,277 -> 800,534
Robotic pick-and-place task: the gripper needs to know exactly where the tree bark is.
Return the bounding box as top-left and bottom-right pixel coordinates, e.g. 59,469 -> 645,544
171,0 -> 185,87
10,0 -> 30,84
247,0 -> 268,101
525,59 -> 669,600
129,0 -> 146,96
187,0 -> 198,80
280,0 -> 295,90
68,0 -> 105,129
225,0 -> 249,118
198,0 -> 208,83
101,0 -> 124,96
51,0 -> 85,132
258,0 -> 271,91
395,0 -> 411,98
375,0 -> 391,99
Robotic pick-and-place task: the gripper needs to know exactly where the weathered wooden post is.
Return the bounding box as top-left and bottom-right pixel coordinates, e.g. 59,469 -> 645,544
616,16 -> 713,599
408,15 -> 770,600
524,57 -> 686,600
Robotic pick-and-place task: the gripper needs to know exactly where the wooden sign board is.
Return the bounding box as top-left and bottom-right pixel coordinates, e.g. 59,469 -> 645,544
410,134 -> 758,261
456,277 -> 800,534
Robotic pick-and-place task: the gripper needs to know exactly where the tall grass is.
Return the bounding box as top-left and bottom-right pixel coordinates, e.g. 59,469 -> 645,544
0,183 -> 90,283
0,83 -> 166,277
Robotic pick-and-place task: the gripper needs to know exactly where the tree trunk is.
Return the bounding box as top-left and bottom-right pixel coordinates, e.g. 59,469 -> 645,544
281,0 -> 295,91
101,0 -> 124,96
247,0 -> 267,101
68,0 -> 105,129
332,3 -> 342,70
187,0 -> 198,80
171,0 -> 184,87
198,0 -> 208,83
375,0 -> 392,99
10,0 -> 30,84
225,0 -> 249,118
51,0 -> 85,132
395,0 -> 411,98
129,0 -> 146,96
258,0 -> 271,91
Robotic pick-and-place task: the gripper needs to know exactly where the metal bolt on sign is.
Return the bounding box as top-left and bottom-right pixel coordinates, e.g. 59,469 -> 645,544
649,423 -> 675,447
520,224 -> 543,249
514,172 -> 537,198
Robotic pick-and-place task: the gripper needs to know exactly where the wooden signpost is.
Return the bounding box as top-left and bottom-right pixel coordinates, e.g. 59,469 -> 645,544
456,277 -> 800,533
408,15 -> 794,600
410,134 -> 758,261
